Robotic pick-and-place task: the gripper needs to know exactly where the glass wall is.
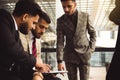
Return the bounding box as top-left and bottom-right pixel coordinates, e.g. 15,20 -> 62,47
0,0 -> 118,80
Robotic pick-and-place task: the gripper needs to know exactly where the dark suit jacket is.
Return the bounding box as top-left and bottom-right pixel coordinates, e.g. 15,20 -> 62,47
0,9 -> 36,72
57,11 -> 96,63
106,26 -> 120,80
106,3 -> 120,79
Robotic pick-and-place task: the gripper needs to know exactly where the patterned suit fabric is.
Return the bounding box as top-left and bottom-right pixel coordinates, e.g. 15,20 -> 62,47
57,11 -> 96,63
57,11 -> 96,80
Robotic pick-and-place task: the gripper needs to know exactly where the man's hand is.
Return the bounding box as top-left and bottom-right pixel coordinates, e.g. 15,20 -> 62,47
35,57 -> 51,73
36,63 -> 51,73
58,63 -> 65,76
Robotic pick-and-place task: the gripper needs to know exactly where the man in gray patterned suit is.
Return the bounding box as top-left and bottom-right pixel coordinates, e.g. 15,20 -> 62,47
56,0 -> 96,80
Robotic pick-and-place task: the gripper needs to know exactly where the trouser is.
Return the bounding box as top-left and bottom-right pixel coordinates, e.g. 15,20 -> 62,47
66,63 -> 90,80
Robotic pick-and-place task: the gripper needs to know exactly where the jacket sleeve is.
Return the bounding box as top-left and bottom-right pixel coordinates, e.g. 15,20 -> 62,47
87,14 -> 96,53
56,19 -> 65,63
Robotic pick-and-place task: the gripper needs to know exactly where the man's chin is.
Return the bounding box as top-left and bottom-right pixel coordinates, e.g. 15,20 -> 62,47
36,36 -> 41,39
65,13 -> 71,16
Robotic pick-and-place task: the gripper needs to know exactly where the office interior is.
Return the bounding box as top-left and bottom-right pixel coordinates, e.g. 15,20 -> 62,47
0,0 -> 117,80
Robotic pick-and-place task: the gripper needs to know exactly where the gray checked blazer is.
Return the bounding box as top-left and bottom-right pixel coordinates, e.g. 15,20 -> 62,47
56,11 -> 96,63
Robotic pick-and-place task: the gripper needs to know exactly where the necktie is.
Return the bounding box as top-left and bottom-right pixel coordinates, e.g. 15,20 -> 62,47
32,37 -> 37,57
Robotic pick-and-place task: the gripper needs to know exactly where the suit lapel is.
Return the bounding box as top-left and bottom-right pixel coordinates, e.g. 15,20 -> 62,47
25,33 -> 31,54
36,39 -> 41,57
75,12 -> 87,36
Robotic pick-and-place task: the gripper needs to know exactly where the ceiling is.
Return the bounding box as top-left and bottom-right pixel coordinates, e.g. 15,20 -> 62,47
0,0 -> 117,32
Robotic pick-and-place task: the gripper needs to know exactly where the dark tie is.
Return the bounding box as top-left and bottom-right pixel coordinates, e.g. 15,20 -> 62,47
32,37 -> 37,57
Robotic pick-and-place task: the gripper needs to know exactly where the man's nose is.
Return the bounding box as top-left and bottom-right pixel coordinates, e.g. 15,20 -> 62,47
64,7 -> 69,12
32,25 -> 36,30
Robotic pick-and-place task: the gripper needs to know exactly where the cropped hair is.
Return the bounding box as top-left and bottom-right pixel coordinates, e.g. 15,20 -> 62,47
12,0 -> 43,17
61,0 -> 76,2
39,11 -> 51,24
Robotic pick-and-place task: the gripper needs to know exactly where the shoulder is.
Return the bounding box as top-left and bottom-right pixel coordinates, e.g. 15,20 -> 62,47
78,11 -> 90,20
0,9 -> 11,17
78,11 -> 88,16
0,9 -> 13,23
0,9 -> 8,14
57,14 -> 66,22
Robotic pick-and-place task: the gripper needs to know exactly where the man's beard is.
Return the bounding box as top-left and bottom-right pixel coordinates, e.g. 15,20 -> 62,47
31,29 -> 43,39
19,22 -> 28,35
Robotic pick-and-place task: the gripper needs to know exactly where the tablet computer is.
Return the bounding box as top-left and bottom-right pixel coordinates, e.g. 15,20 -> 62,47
43,70 -> 68,74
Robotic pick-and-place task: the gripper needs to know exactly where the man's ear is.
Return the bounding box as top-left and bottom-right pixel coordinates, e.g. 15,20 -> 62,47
22,13 -> 29,22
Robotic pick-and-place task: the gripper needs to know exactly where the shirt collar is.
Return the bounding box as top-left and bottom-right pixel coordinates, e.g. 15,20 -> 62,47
30,31 -> 34,40
70,10 -> 78,18
12,15 -> 18,31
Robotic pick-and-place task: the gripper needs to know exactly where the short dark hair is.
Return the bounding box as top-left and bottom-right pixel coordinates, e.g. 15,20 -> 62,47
39,11 -> 51,24
61,0 -> 75,2
12,0 -> 43,17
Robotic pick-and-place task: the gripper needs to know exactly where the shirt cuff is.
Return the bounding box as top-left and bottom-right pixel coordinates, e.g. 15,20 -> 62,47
57,60 -> 63,63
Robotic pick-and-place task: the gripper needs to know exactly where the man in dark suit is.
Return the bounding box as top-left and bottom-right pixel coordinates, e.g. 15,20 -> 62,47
0,0 -> 50,80
56,0 -> 96,80
106,0 -> 120,80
